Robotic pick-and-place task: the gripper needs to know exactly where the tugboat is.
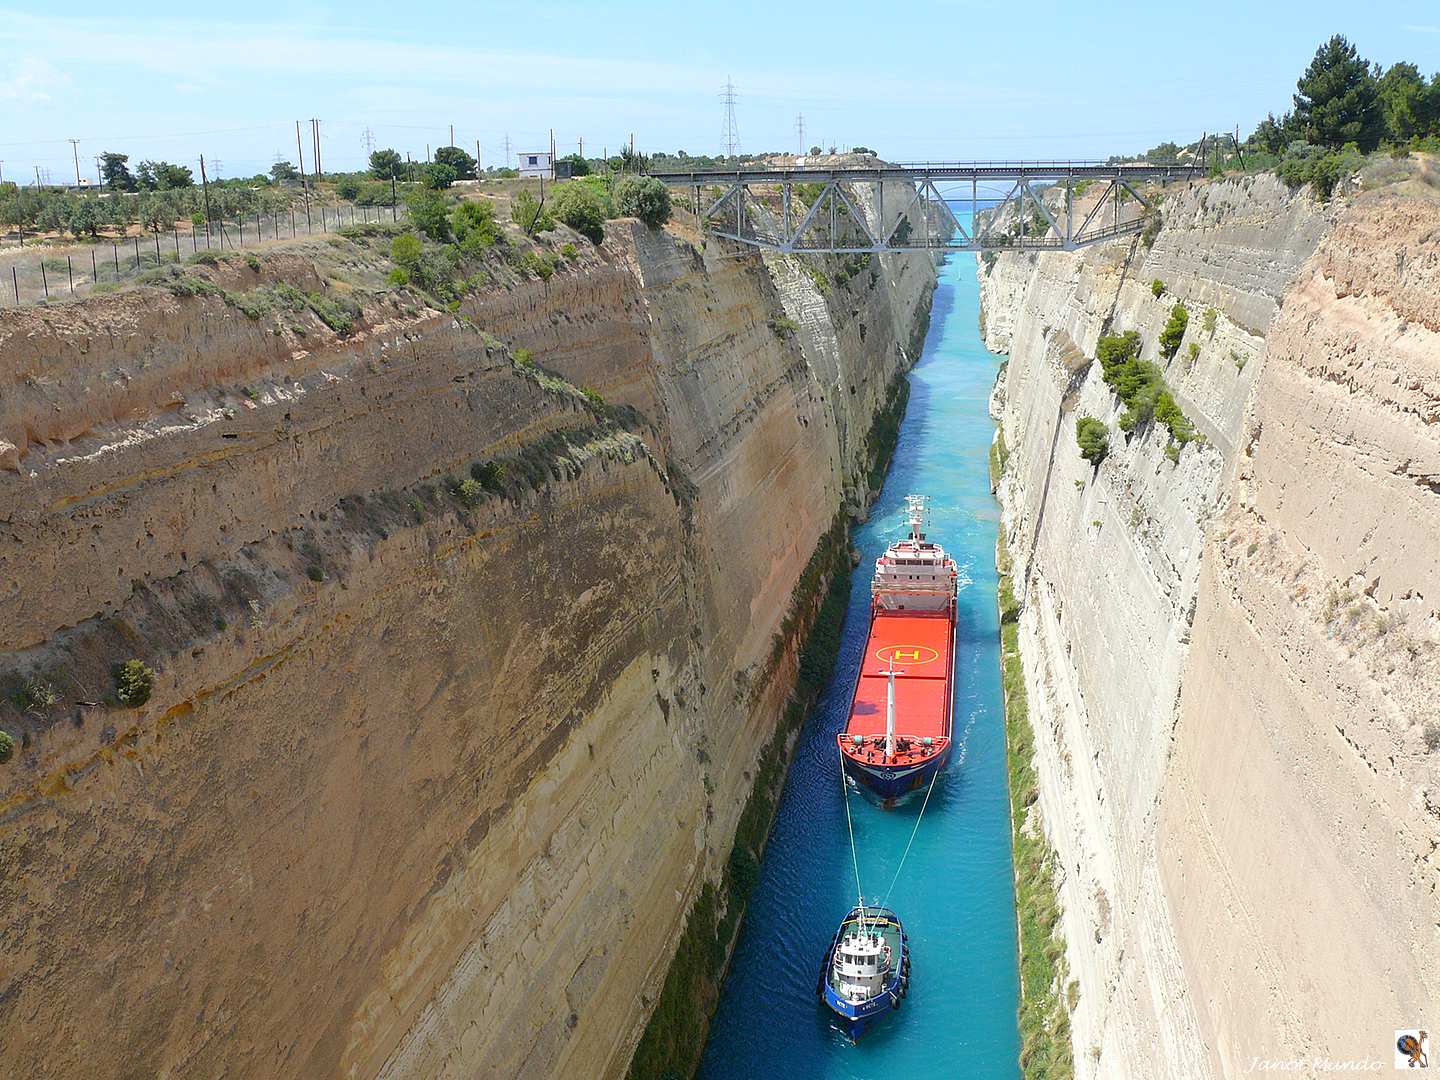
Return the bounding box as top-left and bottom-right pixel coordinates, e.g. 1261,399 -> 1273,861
817,904 -> 910,1040
838,495 -> 958,802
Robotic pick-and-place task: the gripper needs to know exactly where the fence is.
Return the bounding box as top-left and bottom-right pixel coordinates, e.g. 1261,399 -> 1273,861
0,201 -> 408,308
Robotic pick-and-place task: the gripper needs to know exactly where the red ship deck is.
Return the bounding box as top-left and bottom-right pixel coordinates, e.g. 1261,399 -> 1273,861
844,611 -> 954,740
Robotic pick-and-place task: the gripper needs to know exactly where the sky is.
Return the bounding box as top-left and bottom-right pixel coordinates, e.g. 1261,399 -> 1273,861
1,0 -> 1438,184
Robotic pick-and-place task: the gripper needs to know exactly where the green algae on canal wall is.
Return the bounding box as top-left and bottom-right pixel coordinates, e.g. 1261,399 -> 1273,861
996,521 -> 1077,1080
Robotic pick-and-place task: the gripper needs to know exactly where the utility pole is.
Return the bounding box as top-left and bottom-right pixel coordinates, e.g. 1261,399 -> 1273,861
295,121 -> 309,194
69,139 -> 81,186
476,139 -> 482,176
311,119 -> 321,179
93,155 -> 101,186
720,77 -> 740,158
200,155 -> 214,239
449,124 -> 454,148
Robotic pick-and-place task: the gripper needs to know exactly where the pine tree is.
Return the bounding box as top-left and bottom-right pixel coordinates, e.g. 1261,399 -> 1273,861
1293,35 -> 1382,150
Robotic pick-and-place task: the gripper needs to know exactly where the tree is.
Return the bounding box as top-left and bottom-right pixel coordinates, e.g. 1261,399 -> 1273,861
1293,35 -> 1383,150
423,162 -> 458,190
614,176 -> 671,227
433,146 -> 477,181
100,152 -> 135,191
1249,113 -> 1294,154
550,181 -> 605,243
270,161 -> 300,183
335,175 -> 362,200
557,153 -> 591,177
369,148 -> 404,180
405,188 -> 452,241
1377,62 -> 1431,143
808,145 -> 822,155
510,189 -> 554,235
114,659 -> 154,708
137,160 -> 194,190
1159,303 -> 1189,359
64,198 -> 103,238
1075,416 -> 1109,466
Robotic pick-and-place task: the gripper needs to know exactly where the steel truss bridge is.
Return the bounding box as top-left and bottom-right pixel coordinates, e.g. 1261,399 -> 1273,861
647,162 -> 1198,254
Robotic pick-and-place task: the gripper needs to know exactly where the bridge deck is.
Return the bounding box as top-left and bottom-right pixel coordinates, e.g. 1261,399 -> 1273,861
648,161 -> 1194,184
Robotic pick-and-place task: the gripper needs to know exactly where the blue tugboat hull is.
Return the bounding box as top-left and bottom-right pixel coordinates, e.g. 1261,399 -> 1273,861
817,906 -> 910,1041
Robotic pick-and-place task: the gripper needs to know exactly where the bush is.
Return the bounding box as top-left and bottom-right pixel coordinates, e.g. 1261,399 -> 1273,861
614,176 -> 672,227
1158,303 -> 1188,359
1075,416 -> 1109,466
453,477 -> 484,505
391,231 -> 422,271
335,175 -> 362,200
470,460 -> 507,491
511,190 -> 554,235
1151,279 -> 1165,298
1276,141 -> 1365,199
550,182 -> 606,244
115,659 -> 155,708
519,250 -> 556,281
560,242 -> 578,260
0,730 -> 12,763
1202,307 -> 1218,335
513,347 -> 535,367
452,200 -> 501,254
405,188 -> 452,241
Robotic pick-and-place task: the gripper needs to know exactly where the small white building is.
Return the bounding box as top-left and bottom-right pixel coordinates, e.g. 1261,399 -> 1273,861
518,151 -> 553,179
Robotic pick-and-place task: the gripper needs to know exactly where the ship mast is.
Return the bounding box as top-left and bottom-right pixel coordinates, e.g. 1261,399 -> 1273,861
884,658 -> 905,761
905,493 -> 927,542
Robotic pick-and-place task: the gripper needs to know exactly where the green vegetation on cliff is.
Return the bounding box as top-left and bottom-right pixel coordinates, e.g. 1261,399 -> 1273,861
1095,331 -> 1197,453
997,531 -> 1075,1080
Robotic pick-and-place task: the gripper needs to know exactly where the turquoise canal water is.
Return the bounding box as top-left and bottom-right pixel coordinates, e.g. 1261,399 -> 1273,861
698,249 -> 1021,1079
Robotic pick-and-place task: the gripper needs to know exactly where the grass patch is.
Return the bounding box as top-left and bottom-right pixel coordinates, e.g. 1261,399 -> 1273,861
997,532 -> 1075,1080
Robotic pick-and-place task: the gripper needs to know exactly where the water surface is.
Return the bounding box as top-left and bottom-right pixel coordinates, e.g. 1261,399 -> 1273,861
699,248 -> 1021,1079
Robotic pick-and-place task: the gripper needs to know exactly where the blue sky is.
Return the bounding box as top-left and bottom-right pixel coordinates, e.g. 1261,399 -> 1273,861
1,0 -> 1437,183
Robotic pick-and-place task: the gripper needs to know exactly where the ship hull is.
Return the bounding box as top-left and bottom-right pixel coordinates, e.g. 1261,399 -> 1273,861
840,743 -> 951,800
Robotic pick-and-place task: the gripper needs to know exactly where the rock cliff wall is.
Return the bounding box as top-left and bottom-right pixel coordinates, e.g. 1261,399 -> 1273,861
0,189 -> 935,1078
983,174 -> 1440,1078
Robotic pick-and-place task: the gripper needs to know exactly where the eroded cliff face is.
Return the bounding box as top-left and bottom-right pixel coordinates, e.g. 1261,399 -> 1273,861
0,194 -> 935,1078
983,175 -> 1440,1078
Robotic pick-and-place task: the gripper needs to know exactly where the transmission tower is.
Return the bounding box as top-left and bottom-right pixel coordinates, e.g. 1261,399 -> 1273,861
720,77 -> 740,158
361,127 -> 376,154
795,113 -> 805,154
502,133 -> 512,167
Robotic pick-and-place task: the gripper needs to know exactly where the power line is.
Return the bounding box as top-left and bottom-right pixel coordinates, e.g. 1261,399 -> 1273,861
720,76 -> 740,158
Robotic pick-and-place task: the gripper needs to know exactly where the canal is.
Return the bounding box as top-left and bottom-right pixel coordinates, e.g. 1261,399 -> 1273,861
698,247 -> 1021,1078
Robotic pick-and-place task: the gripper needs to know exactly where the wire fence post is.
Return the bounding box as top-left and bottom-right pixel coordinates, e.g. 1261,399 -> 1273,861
91,249 -> 97,282
154,232 -> 161,264
67,255 -> 74,294
113,243 -> 119,273
12,266 -> 18,305
40,262 -> 48,299
133,235 -> 141,270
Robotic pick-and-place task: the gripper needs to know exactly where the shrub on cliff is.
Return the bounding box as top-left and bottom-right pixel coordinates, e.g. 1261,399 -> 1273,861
1158,303 -> 1188,359
1150,279 -> 1165,298
405,188 -> 452,241
0,730 -> 13,763
1075,416 -> 1109,467
613,176 -> 672,228
549,182 -> 606,244
451,201 -> 502,255
114,660 -> 154,708
510,190 -> 554,235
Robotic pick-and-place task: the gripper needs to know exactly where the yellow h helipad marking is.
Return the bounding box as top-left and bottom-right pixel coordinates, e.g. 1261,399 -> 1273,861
876,645 -> 939,665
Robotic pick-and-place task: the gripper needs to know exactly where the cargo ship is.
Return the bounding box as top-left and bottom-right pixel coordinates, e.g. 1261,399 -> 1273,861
837,495 -> 957,802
